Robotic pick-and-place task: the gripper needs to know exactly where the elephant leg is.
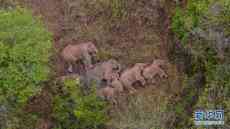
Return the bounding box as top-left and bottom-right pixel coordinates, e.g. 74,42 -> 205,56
110,97 -> 117,105
136,74 -> 146,86
67,62 -> 73,73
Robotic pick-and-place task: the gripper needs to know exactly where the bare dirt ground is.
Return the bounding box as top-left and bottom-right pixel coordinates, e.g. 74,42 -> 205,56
21,0 -> 184,128
25,0 -> 172,75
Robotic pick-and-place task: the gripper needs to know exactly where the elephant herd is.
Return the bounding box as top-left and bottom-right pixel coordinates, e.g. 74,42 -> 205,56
60,42 -> 168,104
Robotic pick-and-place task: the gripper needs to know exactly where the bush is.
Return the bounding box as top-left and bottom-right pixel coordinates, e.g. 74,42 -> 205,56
0,8 -> 52,128
52,78 -> 107,129
172,0 -> 211,43
171,0 -> 230,128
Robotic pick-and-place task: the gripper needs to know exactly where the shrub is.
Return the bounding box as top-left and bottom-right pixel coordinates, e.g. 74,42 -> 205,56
0,8 -> 52,128
52,78 -> 107,129
171,0 -> 230,128
172,0 -> 211,43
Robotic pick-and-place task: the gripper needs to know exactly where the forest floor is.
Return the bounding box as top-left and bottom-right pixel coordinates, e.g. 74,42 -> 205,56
22,0 -> 184,128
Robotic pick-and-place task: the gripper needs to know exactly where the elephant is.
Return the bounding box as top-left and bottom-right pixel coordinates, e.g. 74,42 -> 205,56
61,42 -> 98,73
97,86 -> 117,104
120,63 -> 147,93
142,59 -> 168,84
109,77 -> 124,95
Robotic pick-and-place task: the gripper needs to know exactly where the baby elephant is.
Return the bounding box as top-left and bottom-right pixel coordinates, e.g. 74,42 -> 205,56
61,42 -> 98,73
142,59 -> 168,84
120,63 -> 147,94
100,59 -> 122,82
97,86 -> 117,104
109,77 -> 124,95
97,76 -> 123,105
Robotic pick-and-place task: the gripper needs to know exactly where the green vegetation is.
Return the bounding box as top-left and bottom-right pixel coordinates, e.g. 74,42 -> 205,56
109,0 -> 127,19
172,0 -> 211,43
0,8 -> 52,106
0,4 -> 108,129
172,0 -> 230,128
0,8 -> 52,128
53,78 -> 108,129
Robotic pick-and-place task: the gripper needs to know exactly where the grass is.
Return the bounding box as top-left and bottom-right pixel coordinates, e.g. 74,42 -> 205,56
108,88 -> 176,129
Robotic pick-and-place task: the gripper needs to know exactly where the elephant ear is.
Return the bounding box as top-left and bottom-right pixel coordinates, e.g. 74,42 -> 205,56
88,42 -> 98,53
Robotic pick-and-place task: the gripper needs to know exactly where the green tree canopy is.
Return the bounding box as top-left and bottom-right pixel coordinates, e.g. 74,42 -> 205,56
0,8 -> 52,107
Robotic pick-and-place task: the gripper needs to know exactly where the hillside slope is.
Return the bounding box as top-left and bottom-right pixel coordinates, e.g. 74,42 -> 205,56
22,0 -> 183,129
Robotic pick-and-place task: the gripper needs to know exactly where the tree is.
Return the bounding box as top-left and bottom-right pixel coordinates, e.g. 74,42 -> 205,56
0,8 -> 52,128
